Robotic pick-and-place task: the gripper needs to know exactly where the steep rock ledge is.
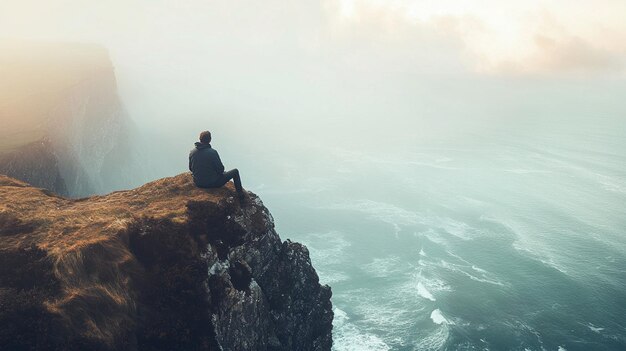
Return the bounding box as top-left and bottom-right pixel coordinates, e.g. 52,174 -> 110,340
0,173 -> 333,350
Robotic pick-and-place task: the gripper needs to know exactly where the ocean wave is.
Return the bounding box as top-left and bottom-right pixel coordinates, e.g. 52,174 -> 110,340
354,297 -> 417,331
440,260 -> 506,286
318,271 -> 350,285
332,308 -> 391,351
430,309 -> 454,325
325,199 -> 485,240
336,282 -> 424,332
586,323 -> 605,333
419,255 -> 507,287
512,240 -> 570,276
362,256 -> 403,278
532,152 -> 626,194
417,282 -> 436,301
471,265 -> 488,274
417,229 -> 450,247
298,230 -> 351,265
297,231 -> 352,285
415,325 -> 450,351
413,270 -> 451,302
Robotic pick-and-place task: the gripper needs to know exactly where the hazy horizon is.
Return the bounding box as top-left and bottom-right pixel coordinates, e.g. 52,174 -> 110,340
3,0 -> 626,143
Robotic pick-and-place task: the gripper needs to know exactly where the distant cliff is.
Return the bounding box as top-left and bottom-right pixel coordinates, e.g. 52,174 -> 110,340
0,138 -> 67,195
0,42 -> 138,197
0,173 -> 333,350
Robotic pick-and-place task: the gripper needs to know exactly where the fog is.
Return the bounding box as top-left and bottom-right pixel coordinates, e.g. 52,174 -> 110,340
3,0 -> 626,182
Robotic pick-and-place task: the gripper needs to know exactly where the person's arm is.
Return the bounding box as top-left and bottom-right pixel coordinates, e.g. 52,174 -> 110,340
188,152 -> 193,172
214,151 -> 225,174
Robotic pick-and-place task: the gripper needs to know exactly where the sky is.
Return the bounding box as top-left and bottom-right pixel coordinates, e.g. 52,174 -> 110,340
2,0 -> 625,76
1,0 -> 625,160
328,0 -> 626,75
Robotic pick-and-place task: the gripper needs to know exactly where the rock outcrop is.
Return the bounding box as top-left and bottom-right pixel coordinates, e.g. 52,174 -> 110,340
0,138 -> 67,196
0,42 -> 139,197
0,173 -> 333,350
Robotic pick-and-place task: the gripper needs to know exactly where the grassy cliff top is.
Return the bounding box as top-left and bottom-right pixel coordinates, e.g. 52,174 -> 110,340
0,173 -> 256,253
0,172 -> 275,348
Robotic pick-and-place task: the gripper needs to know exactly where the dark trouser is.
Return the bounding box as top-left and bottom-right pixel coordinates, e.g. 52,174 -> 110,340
214,168 -> 243,194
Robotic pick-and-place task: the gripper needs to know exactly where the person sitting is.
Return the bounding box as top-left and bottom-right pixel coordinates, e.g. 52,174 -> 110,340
189,130 -> 246,201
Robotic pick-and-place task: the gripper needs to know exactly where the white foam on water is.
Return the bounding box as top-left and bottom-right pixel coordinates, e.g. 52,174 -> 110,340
417,282 -> 436,301
415,325 -> 450,351
337,274 -> 429,333
417,228 -> 450,247
558,346 -> 567,351
412,270 -> 452,298
419,256 -> 507,287
333,307 -> 349,326
419,248 -> 427,256
436,218 -> 476,241
362,256 -> 403,278
430,309 -> 454,325
299,230 -> 350,265
471,265 -> 488,274
325,199 -> 490,243
587,323 -> 604,333
351,294 -> 417,331
446,250 -> 471,264
535,151 -> 626,195
318,271 -> 349,285
332,308 -> 391,351
441,260 -> 506,286
495,216 -> 579,278
512,240 -> 570,276
298,231 -> 351,284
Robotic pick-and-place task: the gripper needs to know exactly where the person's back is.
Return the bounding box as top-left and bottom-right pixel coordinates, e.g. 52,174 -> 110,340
189,130 -> 246,201
189,142 -> 224,187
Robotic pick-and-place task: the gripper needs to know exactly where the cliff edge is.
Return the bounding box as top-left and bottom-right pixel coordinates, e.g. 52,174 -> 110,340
0,173 -> 333,350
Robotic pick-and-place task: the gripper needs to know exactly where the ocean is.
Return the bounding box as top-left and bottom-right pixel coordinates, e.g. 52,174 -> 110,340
248,117 -> 626,351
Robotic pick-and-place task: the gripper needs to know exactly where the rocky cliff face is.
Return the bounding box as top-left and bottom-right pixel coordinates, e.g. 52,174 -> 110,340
0,42 -> 138,197
0,138 -> 67,196
0,173 -> 333,350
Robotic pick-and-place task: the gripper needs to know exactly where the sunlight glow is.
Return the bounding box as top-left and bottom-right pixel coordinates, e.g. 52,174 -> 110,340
330,0 -> 626,75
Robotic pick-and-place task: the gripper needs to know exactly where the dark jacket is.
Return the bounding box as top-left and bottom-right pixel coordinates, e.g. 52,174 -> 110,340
189,142 -> 225,187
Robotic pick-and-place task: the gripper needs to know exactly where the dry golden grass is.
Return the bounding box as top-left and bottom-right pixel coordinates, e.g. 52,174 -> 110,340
0,173 -> 234,250
0,172 -> 240,346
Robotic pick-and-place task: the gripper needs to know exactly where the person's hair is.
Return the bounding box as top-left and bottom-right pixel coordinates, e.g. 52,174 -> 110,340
199,130 -> 212,144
